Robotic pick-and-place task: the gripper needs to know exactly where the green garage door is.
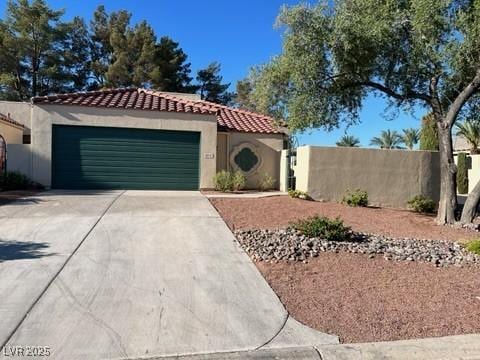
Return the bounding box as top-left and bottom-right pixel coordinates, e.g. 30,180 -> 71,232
52,125 -> 200,190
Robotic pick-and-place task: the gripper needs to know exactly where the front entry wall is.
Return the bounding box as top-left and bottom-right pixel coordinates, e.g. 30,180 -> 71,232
31,105 -> 217,189
216,132 -> 285,189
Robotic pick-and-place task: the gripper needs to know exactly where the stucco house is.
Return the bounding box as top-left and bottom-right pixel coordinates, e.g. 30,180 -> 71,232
0,112 -> 24,145
0,88 -> 287,190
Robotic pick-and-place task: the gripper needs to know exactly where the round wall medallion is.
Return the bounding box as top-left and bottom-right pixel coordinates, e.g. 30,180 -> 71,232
230,142 -> 262,175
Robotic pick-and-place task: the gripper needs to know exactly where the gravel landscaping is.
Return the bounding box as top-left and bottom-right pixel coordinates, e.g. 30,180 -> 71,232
210,196 -> 478,241
211,196 -> 480,343
235,228 -> 480,267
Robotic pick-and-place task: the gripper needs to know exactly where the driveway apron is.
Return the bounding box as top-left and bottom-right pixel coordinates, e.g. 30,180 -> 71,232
0,191 -> 291,359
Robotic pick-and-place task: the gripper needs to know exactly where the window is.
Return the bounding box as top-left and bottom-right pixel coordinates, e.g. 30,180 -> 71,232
230,143 -> 262,175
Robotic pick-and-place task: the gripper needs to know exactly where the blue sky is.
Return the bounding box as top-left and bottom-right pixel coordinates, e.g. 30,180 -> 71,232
0,0 -> 427,147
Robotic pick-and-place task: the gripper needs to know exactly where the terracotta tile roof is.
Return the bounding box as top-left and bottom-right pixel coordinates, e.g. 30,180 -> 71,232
32,88 -> 285,134
188,99 -> 284,134
0,112 -> 24,128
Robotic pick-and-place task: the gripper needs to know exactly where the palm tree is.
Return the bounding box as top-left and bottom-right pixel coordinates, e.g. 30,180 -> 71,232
336,135 -> 360,147
370,130 -> 403,149
401,128 -> 420,150
455,120 -> 480,154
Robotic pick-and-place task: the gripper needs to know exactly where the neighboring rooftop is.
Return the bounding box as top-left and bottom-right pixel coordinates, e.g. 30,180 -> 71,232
453,135 -> 471,152
32,88 -> 284,134
0,112 -> 24,128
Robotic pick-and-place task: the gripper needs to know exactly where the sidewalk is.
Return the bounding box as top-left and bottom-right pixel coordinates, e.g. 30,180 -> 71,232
133,334 -> 480,360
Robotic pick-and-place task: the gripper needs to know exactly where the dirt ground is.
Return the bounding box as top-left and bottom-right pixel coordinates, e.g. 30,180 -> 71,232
211,196 -> 480,343
210,195 -> 478,242
257,253 -> 480,343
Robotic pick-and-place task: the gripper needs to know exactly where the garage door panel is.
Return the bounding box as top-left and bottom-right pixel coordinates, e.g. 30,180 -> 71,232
52,125 -> 200,190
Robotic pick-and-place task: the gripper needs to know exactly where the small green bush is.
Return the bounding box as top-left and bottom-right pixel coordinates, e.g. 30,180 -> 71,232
213,170 -> 246,192
342,189 -> 368,207
213,170 -> 233,192
465,239 -> 480,255
231,171 -> 246,191
407,195 -> 436,213
292,215 -> 351,241
258,172 -> 275,191
1,171 -> 33,191
457,152 -> 469,194
288,189 -> 312,200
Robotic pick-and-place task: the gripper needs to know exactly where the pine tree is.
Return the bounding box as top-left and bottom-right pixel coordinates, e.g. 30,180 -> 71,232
196,62 -> 233,105
151,37 -> 197,93
1,0 -> 66,98
419,113 -> 439,151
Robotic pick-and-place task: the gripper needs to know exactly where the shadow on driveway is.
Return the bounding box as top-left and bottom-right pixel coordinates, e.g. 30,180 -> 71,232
0,240 -> 55,262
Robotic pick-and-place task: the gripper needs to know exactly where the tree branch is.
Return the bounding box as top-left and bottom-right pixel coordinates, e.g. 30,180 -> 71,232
360,80 -> 431,102
445,69 -> 480,126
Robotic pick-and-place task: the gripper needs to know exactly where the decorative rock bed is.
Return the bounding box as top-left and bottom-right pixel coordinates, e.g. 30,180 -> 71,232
235,228 -> 480,267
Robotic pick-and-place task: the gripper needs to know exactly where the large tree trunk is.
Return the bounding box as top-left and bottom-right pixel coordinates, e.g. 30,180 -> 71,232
460,179 -> 480,223
436,123 -> 457,225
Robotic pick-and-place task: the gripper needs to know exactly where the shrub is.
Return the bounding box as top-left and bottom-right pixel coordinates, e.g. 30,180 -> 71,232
0,171 -> 34,191
292,215 -> 351,241
213,170 -> 233,192
465,239 -> 480,255
258,172 -> 275,191
457,152 -> 469,194
288,189 -> 312,200
407,195 -> 436,213
231,171 -> 246,191
213,170 -> 246,192
342,189 -> 368,207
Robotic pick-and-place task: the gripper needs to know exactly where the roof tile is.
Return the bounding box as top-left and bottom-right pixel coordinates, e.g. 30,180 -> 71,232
32,88 -> 285,134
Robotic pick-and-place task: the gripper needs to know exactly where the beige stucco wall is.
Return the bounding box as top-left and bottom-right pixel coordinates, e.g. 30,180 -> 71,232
31,105 -> 218,189
217,132 -> 285,189
0,101 -> 32,131
7,144 -> 32,177
0,120 -> 24,144
295,146 -> 440,208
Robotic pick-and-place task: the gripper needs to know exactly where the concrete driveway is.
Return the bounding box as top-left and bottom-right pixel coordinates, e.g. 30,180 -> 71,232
0,191 -> 336,359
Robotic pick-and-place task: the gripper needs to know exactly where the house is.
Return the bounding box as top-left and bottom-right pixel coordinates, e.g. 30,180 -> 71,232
0,88 -> 287,190
0,112 -> 24,145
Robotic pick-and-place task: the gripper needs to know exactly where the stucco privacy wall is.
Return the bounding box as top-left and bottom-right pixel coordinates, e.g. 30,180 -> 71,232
31,105 -> 218,188
226,132 -> 284,189
7,144 -> 32,176
0,101 -> 32,131
295,146 -> 440,208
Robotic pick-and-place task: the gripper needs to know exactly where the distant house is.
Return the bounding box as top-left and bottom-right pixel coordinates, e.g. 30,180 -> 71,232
453,135 -> 473,154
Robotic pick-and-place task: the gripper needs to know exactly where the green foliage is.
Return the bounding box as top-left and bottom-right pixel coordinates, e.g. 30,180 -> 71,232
419,113 -> 439,151
150,36 -> 198,93
196,62 -> 234,105
0,2 -> 229,98
401,128 -> 420,150
457,152 -> 469,194
370,130 -> 403,149
213,170 -> 246,192
1,171 -> 35,190
231,171 -> 246,191
465,239 -> 480,255
342,189 -> 368,207
244,1 -> 480,133
292,216 -> 351,241
288,189 -> 312,200
455,119 -> 480,154
336,135 -> 360,147
234,78 -> 256,111
257,172 -> 275,191
407,195 -> 436,213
